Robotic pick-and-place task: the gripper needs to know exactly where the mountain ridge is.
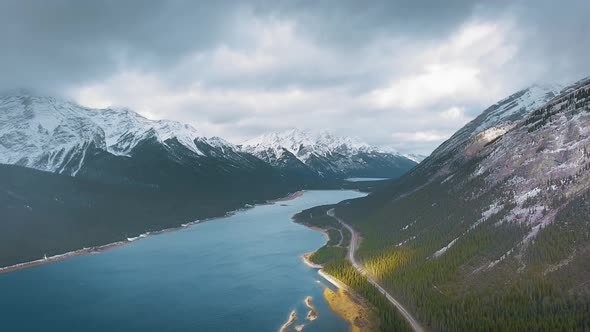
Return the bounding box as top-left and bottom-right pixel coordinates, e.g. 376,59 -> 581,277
242,128 -> 417,179
0,94 -> 240,175
326,76 -> 590,330
0,94 -> 421,181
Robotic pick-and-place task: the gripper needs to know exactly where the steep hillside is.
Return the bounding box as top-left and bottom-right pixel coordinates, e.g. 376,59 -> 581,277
408,84 -> 563,182
242,129 -> 417,179
332,78 -> 590,330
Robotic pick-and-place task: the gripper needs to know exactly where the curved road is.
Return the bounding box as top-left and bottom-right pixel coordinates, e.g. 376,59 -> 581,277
327,209 -> 424,332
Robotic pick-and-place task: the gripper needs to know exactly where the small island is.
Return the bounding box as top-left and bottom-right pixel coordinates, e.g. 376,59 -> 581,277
278,310 -> 297,332
304,296 -> 318,321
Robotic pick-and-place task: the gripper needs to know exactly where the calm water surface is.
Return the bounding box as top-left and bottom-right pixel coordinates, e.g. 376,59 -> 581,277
0,190 -> 365,332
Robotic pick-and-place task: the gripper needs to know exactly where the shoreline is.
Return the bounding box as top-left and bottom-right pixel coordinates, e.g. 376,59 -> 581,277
323,284 -> 377,332
298,221 -> 377,331
0,190 -> 306,275
269,190 -> 305,203
301,253 -> 324,269
319,269 -> 378,332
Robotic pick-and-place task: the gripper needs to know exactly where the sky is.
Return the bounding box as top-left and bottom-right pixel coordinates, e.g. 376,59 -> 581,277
1,1 -> 589,154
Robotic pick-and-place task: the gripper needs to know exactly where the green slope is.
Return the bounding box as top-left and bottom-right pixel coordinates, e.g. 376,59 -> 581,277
329,78 -> 590,330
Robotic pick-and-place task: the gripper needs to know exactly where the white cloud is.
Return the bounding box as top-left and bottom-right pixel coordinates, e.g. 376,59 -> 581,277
68,17 -> 552,155
440,107 -> 467,121
391,131 -> 452,143
365,22 -> 516,111
368,64 -> 482,109
3,1 -> 590,156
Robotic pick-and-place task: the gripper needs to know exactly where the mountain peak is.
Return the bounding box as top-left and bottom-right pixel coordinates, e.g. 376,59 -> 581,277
425,82 -> 563,164
0,94 -> 224,174
242,128 -> 415,179
243,128 -> 378,162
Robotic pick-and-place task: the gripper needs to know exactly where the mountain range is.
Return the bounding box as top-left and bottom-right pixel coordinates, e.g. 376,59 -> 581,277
0,92 -> 416,268
0,94 -> 282,180
324,76 -> 590,330
241,129 -> 417,179
0,94 -> 416,182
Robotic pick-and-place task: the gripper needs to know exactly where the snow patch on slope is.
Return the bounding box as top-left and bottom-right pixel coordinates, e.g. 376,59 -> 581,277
433,237 -> 460,258
473,84 -> 562,135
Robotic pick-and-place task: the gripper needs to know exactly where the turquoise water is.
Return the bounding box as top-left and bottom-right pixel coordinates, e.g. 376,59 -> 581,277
0,190 -> 365,332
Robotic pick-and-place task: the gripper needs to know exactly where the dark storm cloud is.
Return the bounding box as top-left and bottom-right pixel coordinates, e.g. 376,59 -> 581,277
1,0 -> 589,154
253,0 -> 504,46
509,0 -> 590,83
0,0 -> 244,93
1,0 -> 587,92
0,0 -> 503,93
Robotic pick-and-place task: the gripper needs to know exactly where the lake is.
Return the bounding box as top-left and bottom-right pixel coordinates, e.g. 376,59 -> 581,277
0,190 -> 365,332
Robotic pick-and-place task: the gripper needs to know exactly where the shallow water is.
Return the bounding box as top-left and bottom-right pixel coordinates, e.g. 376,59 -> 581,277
0,190 -> 365,332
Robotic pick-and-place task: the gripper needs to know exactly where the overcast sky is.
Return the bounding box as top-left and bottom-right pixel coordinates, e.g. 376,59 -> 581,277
1,0 -> 589,154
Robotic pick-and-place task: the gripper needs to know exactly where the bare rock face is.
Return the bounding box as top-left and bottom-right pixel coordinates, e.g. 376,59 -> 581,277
341,75 -> 590,279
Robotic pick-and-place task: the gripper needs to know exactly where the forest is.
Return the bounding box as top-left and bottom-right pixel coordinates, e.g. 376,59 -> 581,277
332,159 -> 590,331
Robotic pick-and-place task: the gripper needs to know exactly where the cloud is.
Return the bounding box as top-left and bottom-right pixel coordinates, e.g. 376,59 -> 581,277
440,107 -> 467,121
391,131 -> 452,143
1,0 -> 590,155
368,64 -> 482,109
365,21 -> 517,110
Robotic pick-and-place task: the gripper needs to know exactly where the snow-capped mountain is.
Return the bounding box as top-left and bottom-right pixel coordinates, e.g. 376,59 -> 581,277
241,129 -> 417,179
434,84 -> 563,157
410,83 -> 564,180
334,76 -> 590,330
243,129 -> 378,162
420,76 -> 590,232
383,80 -> 586,242
0,94 -> 245,175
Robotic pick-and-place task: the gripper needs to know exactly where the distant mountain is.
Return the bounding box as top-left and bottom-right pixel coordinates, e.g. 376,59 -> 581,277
241,129 -> 417,179
332,77 -> 590,330
0,93 -> 306,268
